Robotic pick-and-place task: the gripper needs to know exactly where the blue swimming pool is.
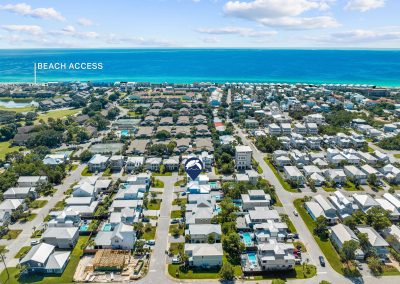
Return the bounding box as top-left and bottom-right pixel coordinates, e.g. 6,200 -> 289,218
214,205 -> 221,214
121,130 -> 129,136
80,224 -> 89,232
248,253 -> 257,265
242,232 -> 253,246
102,223 -> 112,232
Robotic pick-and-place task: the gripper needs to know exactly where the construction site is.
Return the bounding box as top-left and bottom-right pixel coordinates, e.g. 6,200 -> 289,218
74,249 -> 149,282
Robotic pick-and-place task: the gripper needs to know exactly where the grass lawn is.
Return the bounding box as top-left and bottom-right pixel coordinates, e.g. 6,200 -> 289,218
172,198 -> 187,206
294,199 -> 344,275
35,108 -> 81,123
171,210 -> 183,219
102,168 -> 112,176
66,164 -> 78,171
31,230 -> 43,238
53,200 -> 65,211
285,217 -> 297,233
394,153 -> 400,159
81,166 -> 93,176
322,186 -> 337,192
30,200 -> 48,209
142,226 -> 156,240
147,199 -> 161,210
367,146 -> 375,153
168,243 -> 184,255
0,236 -> 89,284
343,181 -> 363,191
251,265 -> 316,280
293,241 -> 307,252
169,224 -> 185,237
152,172 -> 172,176
382,265 -> 400,275
168,264 -> 221,279
153,178 -> 164,188
174,179 -> 186,186
14,246 -> 31,259
0,141 -> 20,160
264,157 -> 298,193
26,213 -> 37,222
0,105 -> 35,113
1,230 -> 22,240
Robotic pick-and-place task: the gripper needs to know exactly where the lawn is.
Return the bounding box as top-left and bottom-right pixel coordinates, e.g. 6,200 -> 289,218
294,199 -> 344,275
81,166 -> 93,176
285,217 -> 297,233
31,230 -> 43,238
251,265 -> 316,280
147,199 -> 161,210
293,241 -> 307,252
1,230 -> 22,240
0,105 -> 35,113
0,141 -> 20,160
26,213 -> 37,222
102,168 -> 112,176
168,243 -> 184,255
53,200 -> 65,210
30,200 -> 48,209
343,181 -> 363,191
169,224 -> 185,237
172,198 -> 187,206
168,264 -> 221,279
0,236 -> 89,284
171,210 -> 183,219
381,265 -> 400,275
14,246 -> 32,259
174,179 -> 186,186
152,172 -> 172,176
322,186 -> 337,192
35,108 -> 81,123
142,226 -> 156,240
66,164 -> 78,171
153,178 -> 164,188
394,153 -> 400,159
264,157 -> 298,193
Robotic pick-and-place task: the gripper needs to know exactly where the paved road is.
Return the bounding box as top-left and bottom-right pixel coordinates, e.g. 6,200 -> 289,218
138,173 -> 177,284
0,163 -> 86,270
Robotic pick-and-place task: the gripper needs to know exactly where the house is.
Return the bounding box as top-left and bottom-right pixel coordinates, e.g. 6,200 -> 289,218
306,123 -> 318,135
72,182 -> 95,198
41,227 -> 79,249
0,199 -> 25,212
88,154 -> 109,172
111,223 -> 136,250
328,191 -> 353,219
382,225 -> 400,253
176,138 -> 191,153
381,164 -> 400,184
185,224 -> 222,243
280,123 -> 292,135
47,209 -> 81,227
244,119 -> 259,129
185,243 -> 223,268
241,190 -> 271,211
20,243 -> 71,274
269,123 -> 281,136
304,201 -> 325,221
352,193 -> 379,213
110,199 -> 143,212
313,194 -> 338,224
383,193 -> 400,212
344,165 -> 367,184
360,164 -> 382,179
253,221 -> 288,243
256,241 -> 295,271
294,123 -> 307,135
163,156 -> 180,171
110,155 -> 125,171
185,207 -> 214,225
43,153 -> 68,165
330,224 -> 365,259
18,176 -> 47,187
283,166 -> 304,185
356,226 -> 389,259
145,157 -> 162,171
376,198 -> 400,220
246,208 -> 280,226
235,145 -> 252,170
3,187 -> 37,200
125,156 -> 144,172
324,169 -> 347,185
0,211 -> 11,227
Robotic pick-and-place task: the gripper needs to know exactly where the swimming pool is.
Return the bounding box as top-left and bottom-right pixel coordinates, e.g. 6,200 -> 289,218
80,224 -> 89,232
214,205 -> 221,214
121,130 -> 129,136
102,223 -> 112,232
247,253 -> 258,267
242,232 -> 253,246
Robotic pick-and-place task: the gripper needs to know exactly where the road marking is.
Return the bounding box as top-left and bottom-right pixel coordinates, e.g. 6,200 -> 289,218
149,269 -> 157,272
317,272 -> 327,274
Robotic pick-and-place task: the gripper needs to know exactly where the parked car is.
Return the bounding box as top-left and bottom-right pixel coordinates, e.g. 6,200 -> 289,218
30,240 -> 40,246
172,258 -> 180,264
319,256 -> 325,267
147,240 -> 155,245
293,209 -> 298,216
170,219 -> 179,224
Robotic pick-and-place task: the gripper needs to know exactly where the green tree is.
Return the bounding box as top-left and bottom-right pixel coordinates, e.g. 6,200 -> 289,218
314,216 -> 329,239
219,262 -> 235,280
222,232 -> 245,263
208,234 -> 216,244
366,206 -> 391,231
340,240 -> 358,266
367,256 -> 383,275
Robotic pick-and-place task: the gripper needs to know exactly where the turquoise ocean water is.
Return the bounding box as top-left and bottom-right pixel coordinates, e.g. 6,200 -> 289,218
0,49 -> 399,86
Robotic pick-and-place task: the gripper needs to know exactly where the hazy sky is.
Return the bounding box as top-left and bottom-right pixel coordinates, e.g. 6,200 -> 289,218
0,0 -> 399,48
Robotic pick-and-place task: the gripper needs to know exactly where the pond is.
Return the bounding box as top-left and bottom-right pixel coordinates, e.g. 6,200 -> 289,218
0,100 -> 39,108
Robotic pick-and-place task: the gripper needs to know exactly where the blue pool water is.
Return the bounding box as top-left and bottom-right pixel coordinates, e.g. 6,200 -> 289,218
80,224 -> 89,232
121,130 -> 129,136
248,253 -> 257,265
215,205 -> 221,214
1,49 -> 400,86
102,223 -> 112,232
242,233 -> 253,246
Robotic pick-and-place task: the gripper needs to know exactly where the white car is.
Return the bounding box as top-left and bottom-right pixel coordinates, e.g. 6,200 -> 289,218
172,258 -> 180,264
293,209 -> 299,216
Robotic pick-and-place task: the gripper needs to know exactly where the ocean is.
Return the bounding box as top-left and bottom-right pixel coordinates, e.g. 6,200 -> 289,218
0,49 -> 399,86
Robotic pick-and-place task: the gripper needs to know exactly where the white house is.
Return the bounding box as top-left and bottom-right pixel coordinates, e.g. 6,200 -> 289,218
17,176 -> 47,187
357,226 -> 389,259
185,243 -> 223,268
41,227 -> 79,249
283,166 -> 304,185
256,241 -> 295,271
344,165 -> 367,184
111,223 -> 136,250
125,156 -> 144,172
235,145 -> 252,170
185,224 -> 222,243
88,154 -> 109,172
241,190 -> 271,211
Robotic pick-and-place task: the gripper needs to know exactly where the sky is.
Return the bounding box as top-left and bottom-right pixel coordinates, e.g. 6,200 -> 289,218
0,0 -> 399,48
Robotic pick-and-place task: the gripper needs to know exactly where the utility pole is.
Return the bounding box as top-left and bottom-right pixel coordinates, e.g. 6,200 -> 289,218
0,251 -> 9,282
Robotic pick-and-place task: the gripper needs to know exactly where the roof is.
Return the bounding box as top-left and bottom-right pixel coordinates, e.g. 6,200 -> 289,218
42,227 -> 78,239
187,224 -> 222,236
357,226 -> 389,247
236,145 -> 252,152
21,243 -> 54,264
331,223 -> 358,244
45,251 -> 70,270
185,243 -> 223,256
